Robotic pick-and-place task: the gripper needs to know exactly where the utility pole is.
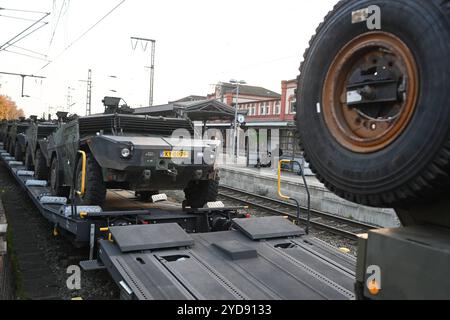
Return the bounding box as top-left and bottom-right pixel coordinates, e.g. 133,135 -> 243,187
66,86 -> 75,113
131,37 -> 156,106
86,69 -> 92,116
0,71 -> 45,97
79,69 -> 92,115
230,79 -> 246,162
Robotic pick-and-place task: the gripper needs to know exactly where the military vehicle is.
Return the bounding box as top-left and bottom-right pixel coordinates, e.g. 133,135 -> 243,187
24,119 -> 58,179
47,100 -> 220,208
5,118 -> 32,160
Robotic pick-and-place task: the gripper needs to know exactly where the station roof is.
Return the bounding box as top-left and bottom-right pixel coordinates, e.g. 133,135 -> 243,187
133,99 -> 247,122
220,83 -> 281,99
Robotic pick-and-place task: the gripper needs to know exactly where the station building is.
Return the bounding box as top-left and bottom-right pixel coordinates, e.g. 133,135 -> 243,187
133,79 -> 303,169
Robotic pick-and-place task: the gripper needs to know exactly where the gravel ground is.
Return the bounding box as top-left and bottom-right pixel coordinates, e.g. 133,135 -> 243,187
0,161 -> 119,300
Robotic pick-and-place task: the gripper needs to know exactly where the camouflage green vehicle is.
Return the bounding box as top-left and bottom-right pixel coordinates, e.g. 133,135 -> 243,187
0,120 -> 11,144
24,120 -> 58,179
47,112 -> 220,208
5,119 -> 32,160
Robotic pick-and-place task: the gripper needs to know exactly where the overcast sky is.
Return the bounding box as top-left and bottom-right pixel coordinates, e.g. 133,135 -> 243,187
0,0 -> 338,117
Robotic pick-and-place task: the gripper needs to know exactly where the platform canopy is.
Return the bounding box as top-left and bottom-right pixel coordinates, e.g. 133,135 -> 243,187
133,99 -> 246,122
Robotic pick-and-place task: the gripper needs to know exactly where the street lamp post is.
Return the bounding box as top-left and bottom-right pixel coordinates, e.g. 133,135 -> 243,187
230,79 -> 246,162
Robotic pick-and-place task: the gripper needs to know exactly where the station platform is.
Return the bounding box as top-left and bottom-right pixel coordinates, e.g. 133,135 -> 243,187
218,164 -> 399,228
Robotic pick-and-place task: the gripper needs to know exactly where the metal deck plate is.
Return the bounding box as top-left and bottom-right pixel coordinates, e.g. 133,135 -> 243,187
213,240 -> 258,260
110,223 -> 194,252
233,216 -> 305,240
79,259 -> 106,271
98,229 -> 356,300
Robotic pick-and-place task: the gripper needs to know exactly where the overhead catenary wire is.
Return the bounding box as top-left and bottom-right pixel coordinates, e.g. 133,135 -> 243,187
39,0 -> 127,71
0,12 -> 50,52
3,22 -> 49,52
0,7 -> 49,15
0,13 -> 49,23
4,49 -> 50,62
10,44 -> 48,58
48,0 -> 67,48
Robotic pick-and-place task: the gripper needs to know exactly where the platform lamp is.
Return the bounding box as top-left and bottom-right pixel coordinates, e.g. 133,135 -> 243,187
230,79 -> 246,162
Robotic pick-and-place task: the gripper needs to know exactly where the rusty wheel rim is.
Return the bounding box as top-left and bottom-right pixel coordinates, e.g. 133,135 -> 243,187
322,32 -> 419,153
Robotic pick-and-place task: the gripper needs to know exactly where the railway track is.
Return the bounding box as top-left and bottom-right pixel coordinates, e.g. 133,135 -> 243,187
218,185 -> 378,240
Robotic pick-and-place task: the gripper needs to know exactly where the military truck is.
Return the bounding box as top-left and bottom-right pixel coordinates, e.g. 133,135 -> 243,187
24,119 -> 58,178
47,112 -> 220,208
5,119 -> 32,160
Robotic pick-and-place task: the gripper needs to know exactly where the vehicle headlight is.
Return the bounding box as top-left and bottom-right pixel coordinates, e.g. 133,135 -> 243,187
121,148 -> 131,158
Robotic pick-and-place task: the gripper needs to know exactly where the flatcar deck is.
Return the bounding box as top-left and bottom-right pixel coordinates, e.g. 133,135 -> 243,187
100,217 -> 356,300
0,143 -> 357,300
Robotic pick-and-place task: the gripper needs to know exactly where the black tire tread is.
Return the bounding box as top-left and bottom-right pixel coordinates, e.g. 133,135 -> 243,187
35,148 -> 49,180
14,142 -> 23,161
184,178 -> 219,209
50,156 -> 68,197
75,152 -> 106,206
25,146 -> 33,170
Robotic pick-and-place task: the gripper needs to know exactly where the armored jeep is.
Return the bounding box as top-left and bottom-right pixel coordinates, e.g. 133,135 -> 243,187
24,120 -> 58,178
6,119 -> 32,160
47,113 -> 220,208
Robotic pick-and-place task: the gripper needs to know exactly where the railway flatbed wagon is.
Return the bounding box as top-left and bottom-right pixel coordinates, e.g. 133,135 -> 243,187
0,142 -> 357,300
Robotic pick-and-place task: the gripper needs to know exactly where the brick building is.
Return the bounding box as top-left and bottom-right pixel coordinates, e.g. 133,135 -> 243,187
211,79 -> 302,167
134,80 -> 303,168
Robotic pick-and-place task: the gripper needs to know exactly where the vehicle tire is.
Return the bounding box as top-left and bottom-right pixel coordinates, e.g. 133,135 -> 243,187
14,143 -> 23,161
135,191 -> 159,202
184,178 -> 219,209
50,156 -> 69,197
25,146 -> 33,170
73,152 -> 106,206
8,140 -> 14,155
296,0 -> 450,208
35,148 -> 49,180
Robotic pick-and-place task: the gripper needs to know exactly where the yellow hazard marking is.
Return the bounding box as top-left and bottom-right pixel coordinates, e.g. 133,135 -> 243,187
339,247 -> 351,254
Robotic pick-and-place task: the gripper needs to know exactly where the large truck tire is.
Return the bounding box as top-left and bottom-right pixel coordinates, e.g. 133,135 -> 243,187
74,152 -> 106,206
14,143 -> 23,161
25,146 -> 33,170
184,178 -> 219,209
8,140 -> 14,156
296,0 -> 450,208
135,191 -> 160,202
49,156 -> 70,198
34,148 -> 49,180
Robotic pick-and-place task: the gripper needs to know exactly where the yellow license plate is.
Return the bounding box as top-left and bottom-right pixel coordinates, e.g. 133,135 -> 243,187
160,150 -> 189,158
